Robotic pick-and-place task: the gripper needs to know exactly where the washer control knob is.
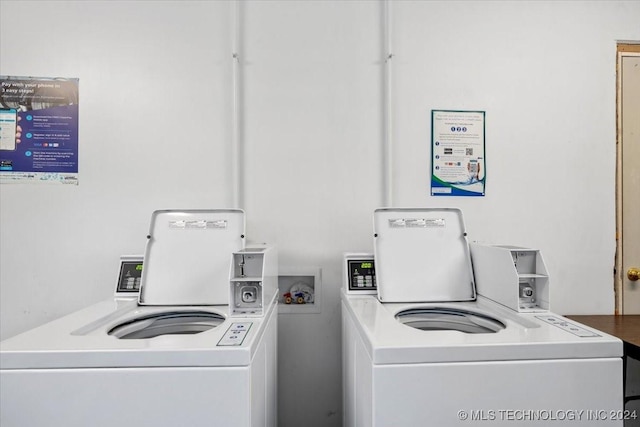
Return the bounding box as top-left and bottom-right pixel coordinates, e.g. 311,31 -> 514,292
242,290 -> 257,303
520,286 -> 534,298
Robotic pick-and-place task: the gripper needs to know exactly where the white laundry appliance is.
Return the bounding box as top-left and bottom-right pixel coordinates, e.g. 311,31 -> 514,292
1,209 -> 278,427
342,208 -> 624,427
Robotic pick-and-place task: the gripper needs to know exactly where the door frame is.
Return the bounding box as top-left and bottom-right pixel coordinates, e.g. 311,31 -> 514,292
615,42 -> 640,314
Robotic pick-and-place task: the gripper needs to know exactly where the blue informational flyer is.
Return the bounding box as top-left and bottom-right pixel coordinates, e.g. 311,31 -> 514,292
431,110 -> 485,197
0,76 -> 79,184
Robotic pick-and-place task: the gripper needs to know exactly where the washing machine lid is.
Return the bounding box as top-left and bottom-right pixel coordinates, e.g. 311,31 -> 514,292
374,208 -> 476,302
139,209 -> 245,306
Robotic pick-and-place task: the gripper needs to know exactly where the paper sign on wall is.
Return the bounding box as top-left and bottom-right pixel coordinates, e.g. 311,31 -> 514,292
0,76 -> 79,184
431,110 -> 485,197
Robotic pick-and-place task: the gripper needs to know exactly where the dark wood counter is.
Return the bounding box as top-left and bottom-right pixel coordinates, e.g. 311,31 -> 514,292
566,315 -> 640,349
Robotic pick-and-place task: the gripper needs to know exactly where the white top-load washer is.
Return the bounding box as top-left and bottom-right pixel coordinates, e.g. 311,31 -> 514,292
342,208 -> 624,427
1,210 -> 278,427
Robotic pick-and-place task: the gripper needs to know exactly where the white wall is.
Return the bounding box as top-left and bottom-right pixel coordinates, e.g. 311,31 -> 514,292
389,1 -> 640,316
1,1 -> 639,427
0,0 -> 234,335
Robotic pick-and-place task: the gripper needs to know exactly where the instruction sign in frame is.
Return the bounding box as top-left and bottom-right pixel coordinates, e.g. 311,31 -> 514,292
431,110 -> 485,197
0,76 -> 79,184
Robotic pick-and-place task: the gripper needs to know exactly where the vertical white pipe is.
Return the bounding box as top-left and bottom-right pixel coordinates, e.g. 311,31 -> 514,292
231,0 -> 243,209
382,0 -> 393,207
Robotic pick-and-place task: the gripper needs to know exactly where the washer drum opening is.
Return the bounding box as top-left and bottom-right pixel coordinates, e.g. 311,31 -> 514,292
108,311 -> 225,339
396,307 -> 505,334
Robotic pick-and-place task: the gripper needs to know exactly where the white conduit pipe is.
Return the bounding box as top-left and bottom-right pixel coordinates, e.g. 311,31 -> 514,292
231,0 -> 243,209
382,0 -> 393,207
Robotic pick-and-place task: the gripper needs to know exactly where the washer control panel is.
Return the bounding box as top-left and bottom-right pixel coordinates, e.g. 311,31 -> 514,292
344,254 -> 377,295
116,256 -> 144,295
536,316 -> 600,338
217,322 -> 253,346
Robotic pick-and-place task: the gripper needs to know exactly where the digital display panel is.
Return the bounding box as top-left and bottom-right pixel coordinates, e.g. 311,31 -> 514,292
347,259 -> 376,292
116,260 -> 143,293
